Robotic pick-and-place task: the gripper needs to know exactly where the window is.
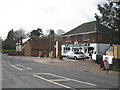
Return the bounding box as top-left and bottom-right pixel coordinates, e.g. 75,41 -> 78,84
74,52 -> 83,54
82,34 -> 89,41
74,41 -> 78,44
63,47 -> 70,53
66,37 -> 71,42
72,48 -> 80,52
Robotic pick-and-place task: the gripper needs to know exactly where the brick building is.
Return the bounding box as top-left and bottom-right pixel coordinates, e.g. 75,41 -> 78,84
24,40 -> 49,56
24,35 -> 61,57
61,21 -> 120,57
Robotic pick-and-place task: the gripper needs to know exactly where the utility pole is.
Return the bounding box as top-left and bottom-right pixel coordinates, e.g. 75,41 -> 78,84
49,30 -> 51,58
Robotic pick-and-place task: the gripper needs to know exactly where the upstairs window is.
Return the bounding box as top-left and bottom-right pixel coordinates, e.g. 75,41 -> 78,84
82,34 -> 89,41
74,41 -> 78,44
66,37 -> 71,42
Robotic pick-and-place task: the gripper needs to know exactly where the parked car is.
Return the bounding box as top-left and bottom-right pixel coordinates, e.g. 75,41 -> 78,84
66,51 -> 85,60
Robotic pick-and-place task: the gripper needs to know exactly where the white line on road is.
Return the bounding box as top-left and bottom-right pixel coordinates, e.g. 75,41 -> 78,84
10,64 -> 32,71
16,64 -> 32,70
50,79 -> 70,82
7,62 -> 10,64
2,60 -> 6,63
70,78 -> 96,86
16,64 -> 25,67
33,73 -> 96,89
33,73 -> 71,89
10,64 -> 22,71
48,73 -> 96,86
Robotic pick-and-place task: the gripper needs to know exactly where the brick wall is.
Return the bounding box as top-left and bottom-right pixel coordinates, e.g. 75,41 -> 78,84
31,49 -> 39,56
61,32 -> 114,45
24,42 -> 31,56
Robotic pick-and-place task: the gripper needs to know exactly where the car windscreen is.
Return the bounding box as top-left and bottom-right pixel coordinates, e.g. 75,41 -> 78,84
74,52 -> 83,54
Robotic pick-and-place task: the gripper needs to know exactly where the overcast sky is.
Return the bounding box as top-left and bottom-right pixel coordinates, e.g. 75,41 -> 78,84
0,0 -> 108,39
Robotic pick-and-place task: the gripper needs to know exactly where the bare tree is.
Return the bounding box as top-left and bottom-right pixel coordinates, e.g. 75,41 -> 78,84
46,29 -> 51,35
56,29 -> 65,36
25,32 -> 31,38
14,28 -> 26,40
46,29 -> 55,35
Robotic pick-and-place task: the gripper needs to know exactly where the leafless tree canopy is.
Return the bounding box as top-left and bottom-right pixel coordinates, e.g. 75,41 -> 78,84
56,29 -> 65,36
14,28 -> 26,39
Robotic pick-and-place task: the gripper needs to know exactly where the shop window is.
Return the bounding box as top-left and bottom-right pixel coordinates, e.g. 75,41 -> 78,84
63,47 -> 70,53
82,34 -> 89,41
85,49 -> 87,53
88,47 -> 94,53
72,48 -> 80,52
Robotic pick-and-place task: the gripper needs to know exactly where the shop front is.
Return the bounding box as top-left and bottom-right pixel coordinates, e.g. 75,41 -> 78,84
61,43 -> 95,58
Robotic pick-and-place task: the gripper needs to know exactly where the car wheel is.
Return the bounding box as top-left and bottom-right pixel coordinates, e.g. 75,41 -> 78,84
82,58 -> 84,60
67,56 -> 69,59
74,56 -> 77,60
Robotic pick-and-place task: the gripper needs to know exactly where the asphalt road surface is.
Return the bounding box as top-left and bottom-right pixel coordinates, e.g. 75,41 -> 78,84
1,55 -> 119,89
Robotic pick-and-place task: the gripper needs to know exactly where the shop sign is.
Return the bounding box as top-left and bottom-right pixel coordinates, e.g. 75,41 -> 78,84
65,44 -> 90,47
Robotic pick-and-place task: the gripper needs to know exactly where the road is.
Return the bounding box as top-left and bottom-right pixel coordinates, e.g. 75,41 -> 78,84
1,55 -> 119,89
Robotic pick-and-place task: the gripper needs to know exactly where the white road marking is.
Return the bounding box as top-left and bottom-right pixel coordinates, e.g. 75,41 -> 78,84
7,62 -> 10,64
16,64 -> 32,70
16,64 -> 25,67
33,73 -> 71,88
33,73 -> 96,88
70,78 -> 96,86
45,73 -> 96,86
50,79 -> 70,82
10,64 -> 32,71
2,60 -> 6,63
10,64 -> 22,71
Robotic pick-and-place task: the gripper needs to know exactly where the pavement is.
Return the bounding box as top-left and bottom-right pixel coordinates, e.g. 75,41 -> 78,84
13,56 -> 119,77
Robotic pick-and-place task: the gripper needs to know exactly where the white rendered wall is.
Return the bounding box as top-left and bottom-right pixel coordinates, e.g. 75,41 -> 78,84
90,43 -> 111,54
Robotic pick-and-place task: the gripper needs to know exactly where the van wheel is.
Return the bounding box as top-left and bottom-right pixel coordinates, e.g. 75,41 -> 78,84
74,56 -> 77,60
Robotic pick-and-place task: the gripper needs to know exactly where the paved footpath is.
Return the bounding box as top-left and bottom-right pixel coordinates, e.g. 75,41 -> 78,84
11,56 -> 119,76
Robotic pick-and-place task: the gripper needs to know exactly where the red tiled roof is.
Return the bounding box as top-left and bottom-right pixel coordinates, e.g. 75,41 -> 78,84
61,21 -> 112,37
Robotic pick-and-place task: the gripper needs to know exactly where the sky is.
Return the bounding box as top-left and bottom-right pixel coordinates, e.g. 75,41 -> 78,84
0,0 -> 108,39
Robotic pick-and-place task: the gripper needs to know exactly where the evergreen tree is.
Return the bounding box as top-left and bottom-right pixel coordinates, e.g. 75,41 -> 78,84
30,28 -> 43,37
7,29 -> 14,40
95,2 -> 120,31
95,1 -> 120,44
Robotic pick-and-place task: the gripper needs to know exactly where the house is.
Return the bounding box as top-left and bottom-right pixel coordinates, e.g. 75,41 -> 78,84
60,21 -> 119,58
16,38 -> 31,51
24,39 -> 49,56
23,35 -> 60,57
